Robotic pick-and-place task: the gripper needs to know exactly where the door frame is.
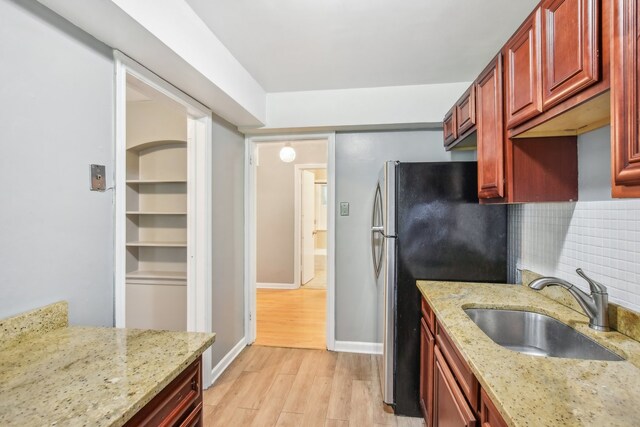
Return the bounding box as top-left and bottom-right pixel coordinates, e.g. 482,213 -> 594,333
113,51 -> 213,385
245,133 -> 336,350
294,163 -> 327,288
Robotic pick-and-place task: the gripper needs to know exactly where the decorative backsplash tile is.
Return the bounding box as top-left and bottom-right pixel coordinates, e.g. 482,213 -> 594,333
508,200 -> 640,313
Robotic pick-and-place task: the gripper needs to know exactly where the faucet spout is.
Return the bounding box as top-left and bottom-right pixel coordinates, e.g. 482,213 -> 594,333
528,269 -> 610,332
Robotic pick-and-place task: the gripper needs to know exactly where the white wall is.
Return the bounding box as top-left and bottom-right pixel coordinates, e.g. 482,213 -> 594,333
37,0 -> 266,127
335,130 -> 474,343
0,0 -> 115,326
210,115 -> 246,368
259,82 -> 472,132
256,140 -> 327,284
509,126 -> 640,312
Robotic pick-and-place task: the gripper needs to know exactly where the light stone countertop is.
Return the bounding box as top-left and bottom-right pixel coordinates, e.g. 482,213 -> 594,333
417,280 -> 640,427
0,304 -> 215,426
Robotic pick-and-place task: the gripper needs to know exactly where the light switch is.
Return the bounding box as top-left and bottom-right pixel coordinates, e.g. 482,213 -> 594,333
340,202 -> 349,216
90,164 -> 106,191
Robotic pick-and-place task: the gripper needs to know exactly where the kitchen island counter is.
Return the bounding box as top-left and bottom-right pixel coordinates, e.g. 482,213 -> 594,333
0,302 -> 215,426
418,280 -> 640,427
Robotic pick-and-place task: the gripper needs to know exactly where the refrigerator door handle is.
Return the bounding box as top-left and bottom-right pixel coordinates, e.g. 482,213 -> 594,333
371,184 -> 384,278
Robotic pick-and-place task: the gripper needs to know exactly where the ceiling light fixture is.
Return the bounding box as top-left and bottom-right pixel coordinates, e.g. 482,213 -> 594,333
279,143 -> 296,163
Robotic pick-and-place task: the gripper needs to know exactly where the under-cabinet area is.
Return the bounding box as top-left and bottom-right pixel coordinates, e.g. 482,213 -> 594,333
124,75 -> 189,331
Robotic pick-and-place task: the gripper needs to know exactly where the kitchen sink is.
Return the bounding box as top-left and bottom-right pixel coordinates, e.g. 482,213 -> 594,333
464,308 -> 624,361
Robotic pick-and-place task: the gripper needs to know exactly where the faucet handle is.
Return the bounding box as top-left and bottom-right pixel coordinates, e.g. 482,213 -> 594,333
576,268 -> 608,295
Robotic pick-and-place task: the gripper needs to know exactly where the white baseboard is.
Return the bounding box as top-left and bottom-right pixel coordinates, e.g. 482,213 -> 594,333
209,337 -> 247,387
334,340 -> 383,355
256,282 -> 299,290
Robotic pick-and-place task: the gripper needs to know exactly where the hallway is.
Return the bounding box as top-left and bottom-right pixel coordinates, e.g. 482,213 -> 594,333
255,288 -> 326,349
202,346 -> 425,426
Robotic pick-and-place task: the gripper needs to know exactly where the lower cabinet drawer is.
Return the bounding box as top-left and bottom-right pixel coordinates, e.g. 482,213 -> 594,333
125,356 -> 202,427
436,320 -> 479,412
433,346 -> 477,427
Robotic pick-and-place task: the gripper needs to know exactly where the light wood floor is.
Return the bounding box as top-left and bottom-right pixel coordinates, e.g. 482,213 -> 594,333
302,255 -> 327,290
255,288 -> 326,349
202,346 -> 425,427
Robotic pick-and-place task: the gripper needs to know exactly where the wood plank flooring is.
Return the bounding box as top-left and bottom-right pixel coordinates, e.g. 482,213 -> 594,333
203,346 -> 425,427
255,289 -> 326,349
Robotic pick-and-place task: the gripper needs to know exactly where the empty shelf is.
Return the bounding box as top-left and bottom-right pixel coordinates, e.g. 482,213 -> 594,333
126,241 -> 187,247
126,179 -> 187,184
126,270 -> 186,281
126,211 -> 187,215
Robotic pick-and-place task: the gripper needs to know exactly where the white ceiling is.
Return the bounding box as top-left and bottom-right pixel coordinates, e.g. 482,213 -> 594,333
185,0 -> 539,93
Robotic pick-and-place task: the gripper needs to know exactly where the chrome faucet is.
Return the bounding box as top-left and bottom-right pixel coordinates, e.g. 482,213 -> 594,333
529,268 -> 610,331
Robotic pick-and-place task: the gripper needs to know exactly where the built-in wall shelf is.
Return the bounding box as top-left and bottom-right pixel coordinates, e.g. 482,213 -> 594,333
124,98 -> 189,331
126,211 -> 187,215
126,179 -> 187,184
126,139 -> 187,152
126,270 -> 186,281
126,241 -> 187,248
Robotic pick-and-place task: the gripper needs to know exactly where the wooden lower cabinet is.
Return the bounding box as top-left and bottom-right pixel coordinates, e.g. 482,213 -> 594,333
420,318 -> 435,426
125,356 -> 203,427
433,346 -> 476,427
421,297 -> 508,427
480,389 -> 508,427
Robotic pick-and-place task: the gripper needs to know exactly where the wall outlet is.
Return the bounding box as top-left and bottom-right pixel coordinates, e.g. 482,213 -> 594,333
90,164 -> 106,191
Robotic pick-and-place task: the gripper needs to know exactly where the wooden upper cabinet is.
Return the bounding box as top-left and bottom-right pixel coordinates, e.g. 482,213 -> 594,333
456,86 -> 476,136
505,8 -> 542,128
476,54 -> 505,199
540,0 -> 599,109
443,106 -> 457,147
611,0 -> 640,196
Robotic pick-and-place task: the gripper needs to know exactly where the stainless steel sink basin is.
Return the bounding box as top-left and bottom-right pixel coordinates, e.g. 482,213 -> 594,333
464,308 -> 624,361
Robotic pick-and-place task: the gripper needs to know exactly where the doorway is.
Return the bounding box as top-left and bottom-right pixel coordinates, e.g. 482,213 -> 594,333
114,52 -> 213,384
246,134 -> 336,350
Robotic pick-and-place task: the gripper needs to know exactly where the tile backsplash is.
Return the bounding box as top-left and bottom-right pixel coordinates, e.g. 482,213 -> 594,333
508,200 -> 640,312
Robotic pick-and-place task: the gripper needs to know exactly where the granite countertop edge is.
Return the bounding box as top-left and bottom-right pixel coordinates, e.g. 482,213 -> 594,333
114,330 -> 216,426
0,324 -> 216,427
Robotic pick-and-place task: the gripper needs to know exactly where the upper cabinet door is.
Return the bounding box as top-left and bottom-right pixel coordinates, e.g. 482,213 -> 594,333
505,9 -> 542,128
456,86 -> 476,136
443,106 -> 457,147
611,0 -> 640,192
476,55 -> 505,199
541,0 -> 599,109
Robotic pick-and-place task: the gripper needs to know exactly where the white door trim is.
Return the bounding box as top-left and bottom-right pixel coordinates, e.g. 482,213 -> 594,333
294,163 -> 327,288
113,51 -> 214,385
245,133 -> 336,350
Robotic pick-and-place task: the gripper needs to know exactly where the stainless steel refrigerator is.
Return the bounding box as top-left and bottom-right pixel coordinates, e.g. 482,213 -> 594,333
371,161 -> 507,416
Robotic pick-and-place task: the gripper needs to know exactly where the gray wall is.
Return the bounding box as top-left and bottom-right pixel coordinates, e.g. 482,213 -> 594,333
335,130 -> 474,343
256,140 -> 327,284
578,125 -> 611,201
0,0 -> 115,326
210,115 -> 246,368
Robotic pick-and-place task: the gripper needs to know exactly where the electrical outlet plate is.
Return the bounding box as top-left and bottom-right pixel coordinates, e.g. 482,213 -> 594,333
90,164 -> 106,191
340,202 -> 349,216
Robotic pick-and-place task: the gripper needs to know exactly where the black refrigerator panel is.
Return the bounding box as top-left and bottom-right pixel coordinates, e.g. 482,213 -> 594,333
393,162 -> 507,417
